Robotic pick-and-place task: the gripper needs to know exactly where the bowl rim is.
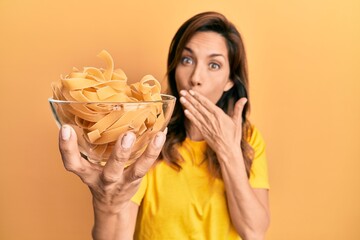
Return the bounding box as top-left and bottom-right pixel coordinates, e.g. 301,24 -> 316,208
48,93 -> 176,104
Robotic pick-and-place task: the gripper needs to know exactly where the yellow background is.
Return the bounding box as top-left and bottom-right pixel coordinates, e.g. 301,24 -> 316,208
1,0 -> 359,239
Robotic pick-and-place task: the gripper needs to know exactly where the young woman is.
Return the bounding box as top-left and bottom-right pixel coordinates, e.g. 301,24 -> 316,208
58,11 -> 270,240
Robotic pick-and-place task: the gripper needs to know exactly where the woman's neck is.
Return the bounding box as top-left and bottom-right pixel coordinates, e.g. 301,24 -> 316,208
185,121 -> 204,141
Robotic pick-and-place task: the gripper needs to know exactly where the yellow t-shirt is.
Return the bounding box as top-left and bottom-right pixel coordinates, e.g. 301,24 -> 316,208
131,127 -> 269,240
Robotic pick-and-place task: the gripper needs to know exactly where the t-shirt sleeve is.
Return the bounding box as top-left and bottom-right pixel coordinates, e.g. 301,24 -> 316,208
248,126 -> 270,189
130,174 -> 148,205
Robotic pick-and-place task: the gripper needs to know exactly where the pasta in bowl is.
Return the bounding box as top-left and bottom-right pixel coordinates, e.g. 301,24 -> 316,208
49,50 -> 176,166
49,95 -> 175,166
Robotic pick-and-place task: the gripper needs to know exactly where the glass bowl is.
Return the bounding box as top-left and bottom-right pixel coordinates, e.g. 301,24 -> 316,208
49,94 -> 176,166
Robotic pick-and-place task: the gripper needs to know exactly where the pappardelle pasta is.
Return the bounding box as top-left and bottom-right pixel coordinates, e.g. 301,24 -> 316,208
51,50 -> 168,165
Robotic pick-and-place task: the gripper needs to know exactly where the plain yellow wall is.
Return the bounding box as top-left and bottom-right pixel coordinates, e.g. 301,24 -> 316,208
1,0 -> 359,239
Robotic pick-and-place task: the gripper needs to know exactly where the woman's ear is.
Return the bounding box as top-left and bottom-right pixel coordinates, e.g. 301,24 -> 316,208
223,79 -> 234,91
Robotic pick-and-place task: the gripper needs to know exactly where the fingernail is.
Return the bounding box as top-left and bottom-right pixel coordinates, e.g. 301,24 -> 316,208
154,133 -> 165,148
122,133 -> 135,149
61,125 -> 71,141
180,97 -> 186,104
189,90 -> 195,96
180,90 -> 187,96
242,98 -> 248,105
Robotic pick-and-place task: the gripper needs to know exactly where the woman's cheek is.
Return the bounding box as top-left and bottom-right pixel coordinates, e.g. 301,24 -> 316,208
175,74 -> 189,91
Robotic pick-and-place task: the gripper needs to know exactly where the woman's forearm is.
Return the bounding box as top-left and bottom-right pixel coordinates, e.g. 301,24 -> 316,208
92,207 -> 119,240
92,200 -> 137,240
218,148 -> 270,240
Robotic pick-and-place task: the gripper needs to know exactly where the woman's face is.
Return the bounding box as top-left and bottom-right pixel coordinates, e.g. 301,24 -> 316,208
175,31 -> 234,103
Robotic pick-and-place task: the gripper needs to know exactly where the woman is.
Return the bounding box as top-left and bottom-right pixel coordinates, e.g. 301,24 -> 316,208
58,11 -> 270,240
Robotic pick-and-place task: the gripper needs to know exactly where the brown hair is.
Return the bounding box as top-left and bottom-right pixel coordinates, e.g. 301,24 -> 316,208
161,11 -> 254,178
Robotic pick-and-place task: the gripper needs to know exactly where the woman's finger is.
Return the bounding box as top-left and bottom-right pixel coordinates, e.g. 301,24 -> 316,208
180,90 -> 216,116
102,132 -> 135,184
124,129 -> 167,182
58,125 -> 96,180
179,90 -> 209,127
232,98 -> 247,127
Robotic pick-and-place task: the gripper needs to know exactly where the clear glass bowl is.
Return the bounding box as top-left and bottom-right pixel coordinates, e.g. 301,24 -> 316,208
49,94 -> 176,166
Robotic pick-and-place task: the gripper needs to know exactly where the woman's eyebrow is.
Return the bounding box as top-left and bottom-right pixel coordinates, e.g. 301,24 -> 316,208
183,47 -> 193,53
209,53 -> 225,59
183,47 -> 225,59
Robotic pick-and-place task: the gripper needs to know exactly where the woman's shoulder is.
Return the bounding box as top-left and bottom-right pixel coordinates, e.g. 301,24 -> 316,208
248,125 -> 270,189
248,125 -> 266,152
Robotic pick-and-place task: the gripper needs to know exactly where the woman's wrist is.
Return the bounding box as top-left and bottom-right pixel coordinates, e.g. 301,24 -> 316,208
92,201 -> 132,240
92,196 -> 129,215
217,144 -> 244,166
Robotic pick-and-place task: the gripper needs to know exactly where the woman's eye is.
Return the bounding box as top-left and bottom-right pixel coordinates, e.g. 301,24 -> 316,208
209,62 -> 220,70
181,57 -> 193,65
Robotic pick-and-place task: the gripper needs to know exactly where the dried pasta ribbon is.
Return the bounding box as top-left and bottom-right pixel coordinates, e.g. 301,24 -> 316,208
52,50 -> 166,162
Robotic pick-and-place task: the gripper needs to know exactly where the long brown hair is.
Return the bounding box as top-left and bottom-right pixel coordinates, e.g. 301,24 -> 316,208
161,11 -> 254,178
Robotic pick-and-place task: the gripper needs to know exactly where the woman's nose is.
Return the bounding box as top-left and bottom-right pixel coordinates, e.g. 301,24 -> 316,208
190,65 -> 202,87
